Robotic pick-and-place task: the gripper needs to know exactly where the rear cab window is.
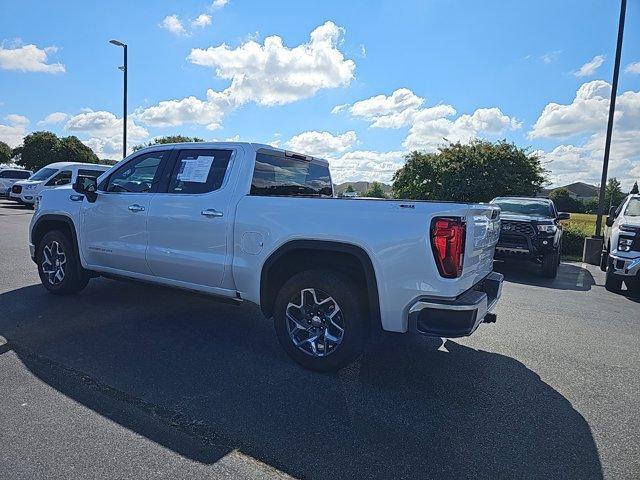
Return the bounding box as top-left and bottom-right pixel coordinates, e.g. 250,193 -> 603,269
250,151 -> 333,197
78,168 -> 108,179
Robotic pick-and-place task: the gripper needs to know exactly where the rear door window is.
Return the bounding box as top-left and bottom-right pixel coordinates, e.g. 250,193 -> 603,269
167,149 -> 231,194
250,153 -> 333,197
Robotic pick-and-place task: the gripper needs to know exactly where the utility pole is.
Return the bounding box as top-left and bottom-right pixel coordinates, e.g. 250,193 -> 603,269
109,39 -> 128,159
595,0 -> 626,236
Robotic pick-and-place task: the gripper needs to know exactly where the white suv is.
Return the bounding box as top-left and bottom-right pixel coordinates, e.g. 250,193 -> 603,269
0,167 -> 33,198
601,194 -> 640,294
10,162 -> 111,206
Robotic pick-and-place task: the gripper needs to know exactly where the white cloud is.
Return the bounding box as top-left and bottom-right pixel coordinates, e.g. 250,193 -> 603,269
625,61 -> 640,75
574,55 -> 605,77
187,21 -> 355,106
0,114 -> 29,147
37,112 -> 68,126
534,82 -> 640,188
210,0 -> 228,9
140,21 -> 355,129
191,14 -> 212,28
404,106 -> 520,151
331,103 -> 348,114
160,15 -> 187,36
286,130 -> 357,158
329,150 -> 406,184
540,50 -> 561,64
0,43 -> 65,73
135,91 -> 232,129
529,80 -> 611,139
65,110 -> 149,159
345,88 -> 425,128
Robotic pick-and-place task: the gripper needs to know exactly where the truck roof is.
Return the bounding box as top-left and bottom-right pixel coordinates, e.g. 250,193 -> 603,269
37,162 -> 112,170
133,141 -> 330,166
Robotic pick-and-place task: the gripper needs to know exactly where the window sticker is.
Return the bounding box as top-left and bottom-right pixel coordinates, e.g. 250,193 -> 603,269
177,155 -> 215,183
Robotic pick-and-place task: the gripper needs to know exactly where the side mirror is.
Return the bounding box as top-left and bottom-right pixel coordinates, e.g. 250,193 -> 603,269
73,175 -> 98,203
557,212 -> 571,221
608,206 -> 617,217
605,216 -> 614,227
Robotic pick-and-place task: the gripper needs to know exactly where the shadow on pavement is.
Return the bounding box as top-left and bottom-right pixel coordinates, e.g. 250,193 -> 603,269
494,260 -> 596,292
0,280 -> 603,479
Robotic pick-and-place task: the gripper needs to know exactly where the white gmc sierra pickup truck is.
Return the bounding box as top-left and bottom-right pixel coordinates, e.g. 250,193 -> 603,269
29,142 -> 503,371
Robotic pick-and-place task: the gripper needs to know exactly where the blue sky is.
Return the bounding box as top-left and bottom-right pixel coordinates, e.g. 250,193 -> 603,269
1,0 -> 639,187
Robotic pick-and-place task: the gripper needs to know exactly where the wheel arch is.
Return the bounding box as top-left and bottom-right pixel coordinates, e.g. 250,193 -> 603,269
32,214 -> 81,264
260,240 -> 381,326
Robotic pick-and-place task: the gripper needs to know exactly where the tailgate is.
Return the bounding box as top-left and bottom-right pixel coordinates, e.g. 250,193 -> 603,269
463,204 -> 501,284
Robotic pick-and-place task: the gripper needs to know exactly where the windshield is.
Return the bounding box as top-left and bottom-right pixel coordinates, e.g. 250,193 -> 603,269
624,198 -> 640,217
492,199 -> 554,217
29,167 -> 58,181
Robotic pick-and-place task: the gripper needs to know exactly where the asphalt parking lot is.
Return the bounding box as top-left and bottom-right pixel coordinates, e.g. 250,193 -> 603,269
1,199 -> 639,480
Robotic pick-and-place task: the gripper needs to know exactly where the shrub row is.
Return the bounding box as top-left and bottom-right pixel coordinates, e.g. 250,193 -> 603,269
561,223 -> 592,257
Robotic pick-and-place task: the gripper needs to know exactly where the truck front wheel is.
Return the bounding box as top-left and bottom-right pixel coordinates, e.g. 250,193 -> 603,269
604,260 -> 623,294
541,250 -> 559,278
36,230 -> 89,295
273,269 -> 369,372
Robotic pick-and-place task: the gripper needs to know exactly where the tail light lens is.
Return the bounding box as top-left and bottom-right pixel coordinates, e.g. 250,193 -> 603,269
431,217 -> 466,278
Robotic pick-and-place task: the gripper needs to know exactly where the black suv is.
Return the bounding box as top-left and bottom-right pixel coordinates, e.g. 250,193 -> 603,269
491,197 -> 570,278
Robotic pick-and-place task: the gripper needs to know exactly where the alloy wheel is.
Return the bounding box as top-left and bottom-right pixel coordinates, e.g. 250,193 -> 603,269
285,288 -> 345,357
41,240 -> 66,285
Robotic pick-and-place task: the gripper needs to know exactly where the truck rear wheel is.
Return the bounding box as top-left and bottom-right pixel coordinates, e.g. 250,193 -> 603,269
273,269 -> 369,372
36,230 -> 89,295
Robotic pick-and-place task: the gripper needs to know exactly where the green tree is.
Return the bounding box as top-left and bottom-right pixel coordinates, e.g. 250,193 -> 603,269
583,198 -> 599,214
549,188 -> 585,213
17,131 -> 60,171
15,131 -> 100,171
363,181 -> 387,198
133,135 -> 204,151
51,136 -> 99,164
392,140 -> 546,202
0,141 -> 11,164
604,177 -> 625,207
345,184 -> 355,193
630,181 -> 639,195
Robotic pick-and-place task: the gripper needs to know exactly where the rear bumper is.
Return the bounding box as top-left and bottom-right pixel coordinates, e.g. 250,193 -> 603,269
407,271 -> 503,337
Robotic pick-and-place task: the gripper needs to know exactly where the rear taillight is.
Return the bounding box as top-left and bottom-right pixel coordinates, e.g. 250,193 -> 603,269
431,217 -> 466,278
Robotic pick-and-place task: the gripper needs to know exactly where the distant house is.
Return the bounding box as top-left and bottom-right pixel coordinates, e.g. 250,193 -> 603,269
538,182 -> 599,201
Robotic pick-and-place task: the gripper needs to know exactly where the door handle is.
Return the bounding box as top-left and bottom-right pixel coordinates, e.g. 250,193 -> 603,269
128,204 -> 145,212
201,209 -> 223,218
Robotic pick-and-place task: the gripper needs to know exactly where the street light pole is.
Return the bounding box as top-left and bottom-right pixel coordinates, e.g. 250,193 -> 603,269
109,39 -> 128,159
595,0 -> 627,237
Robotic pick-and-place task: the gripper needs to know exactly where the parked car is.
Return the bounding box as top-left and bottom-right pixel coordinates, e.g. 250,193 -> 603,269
601,194 -> 640,294
29,142 -> 503,371
10,162 -> 111,207
0,167 -> 33,198
491,197 -> 570,278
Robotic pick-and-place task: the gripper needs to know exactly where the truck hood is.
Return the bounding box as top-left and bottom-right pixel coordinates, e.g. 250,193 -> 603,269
499,213 -> 553,223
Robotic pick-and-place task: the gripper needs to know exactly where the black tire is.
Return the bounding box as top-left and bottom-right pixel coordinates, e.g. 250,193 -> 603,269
604,259 -> 623,294
273,269 -> 369,372
541,250 -> 559,278
600,249 -> 609,272
36,230 -> 90,295
624,278 -> 640,296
